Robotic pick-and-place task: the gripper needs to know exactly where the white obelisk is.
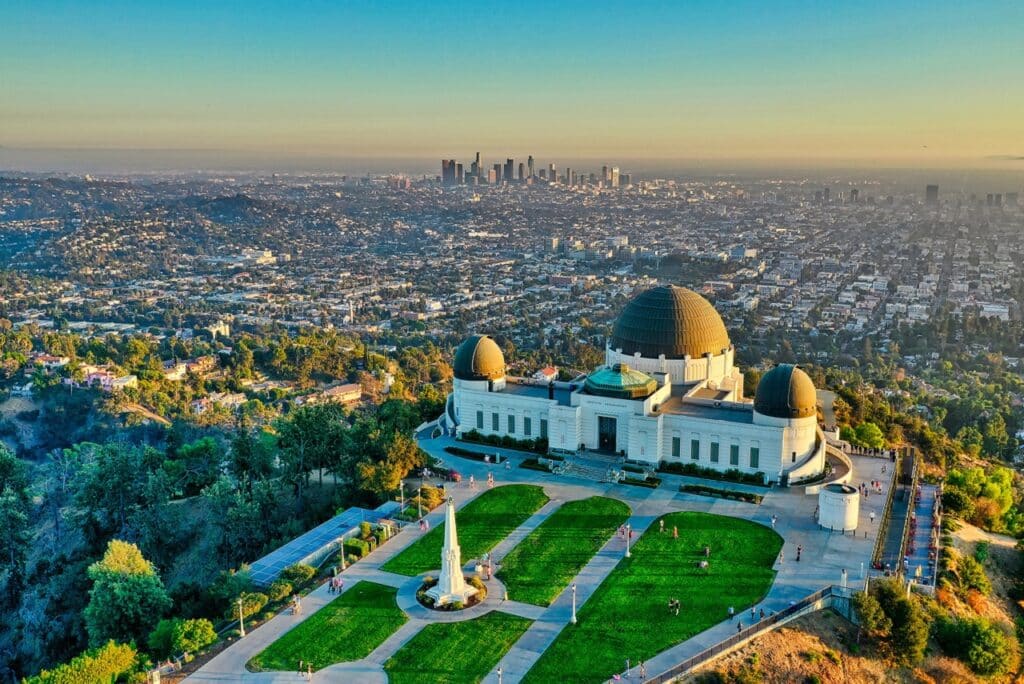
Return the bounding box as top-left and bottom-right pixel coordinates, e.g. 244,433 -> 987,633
426,497 -> 479,606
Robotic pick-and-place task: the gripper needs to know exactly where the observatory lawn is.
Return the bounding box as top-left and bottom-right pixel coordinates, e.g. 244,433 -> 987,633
384,611 -> 532,684
247,582 -> 406,672
382,484 -> 549,576
523,511 -> 782,683
497,496 -> 631,606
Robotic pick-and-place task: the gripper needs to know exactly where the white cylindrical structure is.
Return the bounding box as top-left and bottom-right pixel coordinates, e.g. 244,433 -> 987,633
818,483 -> 860,532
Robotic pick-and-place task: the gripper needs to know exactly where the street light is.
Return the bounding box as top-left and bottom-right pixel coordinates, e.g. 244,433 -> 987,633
571,583 -> 577,624
496,666 -> 503,684
237,597 -> 246,637
399,480 -> 405,512
417,485 -> 423,518
625,523 -> 632,558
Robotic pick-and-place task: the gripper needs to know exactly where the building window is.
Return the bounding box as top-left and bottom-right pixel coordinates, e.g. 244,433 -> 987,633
476,411 -> 483,430
710,442 -> 720,463
524,417 -> 532,436
492,413 -> 499,432
508,415 -> 516,434
729,444 -> 739,466
690,439 -> 700,461
750,447 -> 760,469
672,437 -> 681,459
540,419 -> 548,439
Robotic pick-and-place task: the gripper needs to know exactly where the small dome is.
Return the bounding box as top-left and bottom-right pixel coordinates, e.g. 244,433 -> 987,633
584,363 -> 657,400
754,364 -> 818,419
610,285 -> 731,359
453,335 -> 506,381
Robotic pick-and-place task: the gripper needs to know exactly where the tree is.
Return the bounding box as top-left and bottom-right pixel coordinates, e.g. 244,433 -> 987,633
148,617 -> 217,659
74,443 -> 149,550
854,422 -> 885,449
852,591 -> 891,639
355,433 -> 426,499
83,540 -> 172,647
889,597 -> 929,665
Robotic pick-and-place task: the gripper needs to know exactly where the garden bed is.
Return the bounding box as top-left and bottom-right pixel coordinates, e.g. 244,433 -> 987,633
620,475 -> 661,489
657,461 -> 769,487
415,575 -> 488,610
444,445 -> 505,464
519,458 -> 552,472
680,484 -> 763,504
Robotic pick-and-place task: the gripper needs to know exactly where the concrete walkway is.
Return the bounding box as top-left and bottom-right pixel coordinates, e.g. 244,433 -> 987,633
188,438 -> 895,684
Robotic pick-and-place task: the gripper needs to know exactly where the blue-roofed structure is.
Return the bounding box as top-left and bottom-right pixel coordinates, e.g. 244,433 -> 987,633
248,500 -> 402,586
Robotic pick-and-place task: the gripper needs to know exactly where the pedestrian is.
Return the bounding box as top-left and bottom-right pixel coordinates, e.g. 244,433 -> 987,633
307,664 -> 313,681
751,607 -> 756,620
771,514 -> 777,529
338,578 -> 344,592
738,621 -> 743,633
704,545 -> 710,557
870,511 -> 876,524
796,545 -> 802,562
674,600 -> 680,616
619,525 -> 625,538
779,549 -> 784,563
728,605 -> 734,618
298,660 -> 304,676
672,526 -> 678,539
639,661 -> 647,680
659,519 -> 665,533
759,608 -> 765,620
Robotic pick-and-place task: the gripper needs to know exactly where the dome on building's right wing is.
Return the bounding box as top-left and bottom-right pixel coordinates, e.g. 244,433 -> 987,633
453,335 -> 506,381
610,285 -> 731,359
754,364 -> 818,419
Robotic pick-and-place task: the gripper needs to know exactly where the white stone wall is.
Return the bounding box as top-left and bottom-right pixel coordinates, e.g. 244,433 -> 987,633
454,380 -> 555,441
605,346 -> 737,387
548,405 -> 582,452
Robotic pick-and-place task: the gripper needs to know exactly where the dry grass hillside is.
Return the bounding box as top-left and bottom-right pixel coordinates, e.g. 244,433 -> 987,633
684,611 -> 983,684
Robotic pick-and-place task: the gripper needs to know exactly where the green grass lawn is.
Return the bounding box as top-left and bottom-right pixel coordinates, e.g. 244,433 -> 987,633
382,484 -> 549,576
247,582 -> 406,672
497,496 -> 631,606
523,511 -> 782,683
384,611 -> 532,684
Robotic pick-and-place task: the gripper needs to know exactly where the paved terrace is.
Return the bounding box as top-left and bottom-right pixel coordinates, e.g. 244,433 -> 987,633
187,437 -> 895,683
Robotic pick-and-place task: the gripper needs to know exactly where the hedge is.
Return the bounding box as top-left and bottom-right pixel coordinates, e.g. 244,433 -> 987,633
680,484 -> 763,504
460,429 -> 548,454
658,461 -> 768,487
344,538 -> 371,559
620,476 -> 661,489
519,458 -> 552,472
444,445 -> 505,463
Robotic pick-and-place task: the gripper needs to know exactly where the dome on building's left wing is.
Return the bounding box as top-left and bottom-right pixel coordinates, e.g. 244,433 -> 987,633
453,335 -> 506,381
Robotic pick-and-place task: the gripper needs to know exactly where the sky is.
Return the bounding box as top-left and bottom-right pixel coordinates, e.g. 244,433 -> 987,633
1,0 -> 1023,171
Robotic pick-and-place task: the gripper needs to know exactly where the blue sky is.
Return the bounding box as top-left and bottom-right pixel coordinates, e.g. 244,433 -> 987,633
2,1 -> 1022,166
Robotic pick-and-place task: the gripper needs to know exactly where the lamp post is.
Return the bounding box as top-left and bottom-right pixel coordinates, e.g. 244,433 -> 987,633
571,583 -> 577,624
417,486 -> 423,519
625,523 -> 632,558
237,597 -> 245,637
399,480 -> 405,512
496,666 -> 503,684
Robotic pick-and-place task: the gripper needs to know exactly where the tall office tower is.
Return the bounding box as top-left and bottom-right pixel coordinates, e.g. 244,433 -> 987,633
539,169 -> 547,180
493,164 -> 502,184
602,165 -> 610,183
850,188 -> 859,203
441,160 -> 457,186
611,167 -> 620,188
548,163 -> 557,181
565,168 -> 572,185
470,152 -> 479,180
571,170 -> 578,186
995,193 -> 1003,207
823,187 -> 830,203
504,158 -> 514,183
527,155 -> 535,178
456,163 -> 464,185
925,185 -> 939,204
622,173 -> 632,187
518,162 -> 525,181
589,173 -> 597,184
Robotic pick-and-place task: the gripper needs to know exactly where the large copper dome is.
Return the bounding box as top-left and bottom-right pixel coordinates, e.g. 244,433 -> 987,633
453,335 -> 506,381
754,364 -> 818,419
609,285 -> 731,359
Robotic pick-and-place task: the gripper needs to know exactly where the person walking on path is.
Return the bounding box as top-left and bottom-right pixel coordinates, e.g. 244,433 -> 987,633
659,519 -> 665,533
796,545 -> 802,562
672,526 -> 678,540
771,514 -> 777,529
728,605 -> 735,618
870,511 -> 876,524
737,622 -> 743,633
639,662 -> 647,680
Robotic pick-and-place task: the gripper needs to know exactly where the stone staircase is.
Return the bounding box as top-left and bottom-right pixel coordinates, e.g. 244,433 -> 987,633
558,460 -> 619,483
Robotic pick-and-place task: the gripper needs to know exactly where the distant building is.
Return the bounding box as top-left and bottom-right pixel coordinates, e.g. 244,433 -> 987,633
925,185 -> 939,204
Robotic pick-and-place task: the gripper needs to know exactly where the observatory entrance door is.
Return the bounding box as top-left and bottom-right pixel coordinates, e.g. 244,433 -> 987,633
598,416 -> 617,453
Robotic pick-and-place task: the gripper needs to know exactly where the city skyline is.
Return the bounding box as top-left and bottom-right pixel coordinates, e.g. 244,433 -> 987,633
3,1 -> 1024,171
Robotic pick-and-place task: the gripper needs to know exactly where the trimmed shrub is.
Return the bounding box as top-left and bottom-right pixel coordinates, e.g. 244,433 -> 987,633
658,461 -> 767,486
344,538 -> 370,559
234,592 -> 268,620
174,618 -> 217,654
280,563 -> 316,586
680,484 -> 763,504
360,521 -> 373,540
267,579 -> 293,602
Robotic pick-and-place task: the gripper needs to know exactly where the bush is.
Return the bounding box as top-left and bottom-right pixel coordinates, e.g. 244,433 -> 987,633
942,487 -> 975,518
935,617 -> 1020,676
459,429 -> 547,454
344,538 -> 370,559
680,484 -> 763,504
519,458 -> 551,472
148,619 -> 178,659
620,476 -> 660,489
174,618 -> 217,654
419,484 -> 444,510
234,592 -> 268,620
267,579 -> 293,602
279,563 -> 316,586
26,641 -> 138,684
360,521 -> 373,540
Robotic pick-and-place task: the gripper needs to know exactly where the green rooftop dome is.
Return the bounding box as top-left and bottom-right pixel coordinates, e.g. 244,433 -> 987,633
610,285 -> 731,359
584,363 -> 657,400
754,364 -> 818,419
453,335 -> 506,381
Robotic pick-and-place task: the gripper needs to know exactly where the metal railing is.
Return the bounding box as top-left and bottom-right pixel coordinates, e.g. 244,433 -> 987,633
870,452 -> 903,569
641,585 -> 852,684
